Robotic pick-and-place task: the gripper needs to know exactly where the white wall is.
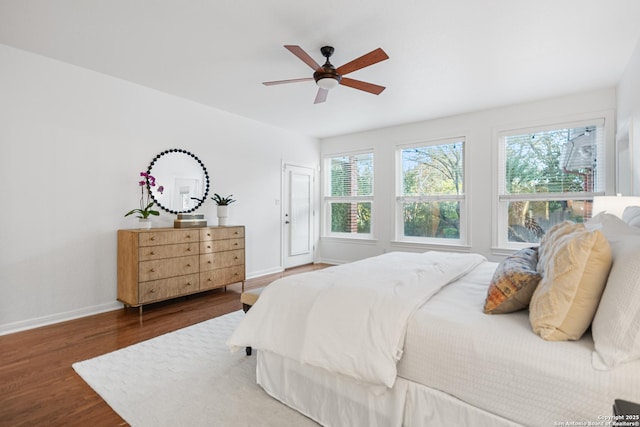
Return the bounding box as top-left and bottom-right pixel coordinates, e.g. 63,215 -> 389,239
0,44 -> 319,334
3,36 -> 636,334
617,37 -> 640,195
318,88 -> 617,264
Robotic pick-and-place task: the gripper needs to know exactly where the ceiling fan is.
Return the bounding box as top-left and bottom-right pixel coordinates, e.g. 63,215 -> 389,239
263,45 -> 389,104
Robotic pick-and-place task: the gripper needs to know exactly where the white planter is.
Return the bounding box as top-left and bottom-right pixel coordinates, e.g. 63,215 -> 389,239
217,205 -> 229,226
139,218 -> 152,229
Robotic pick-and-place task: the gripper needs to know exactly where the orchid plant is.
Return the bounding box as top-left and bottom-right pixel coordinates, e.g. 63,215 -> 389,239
125,172 -> 164,219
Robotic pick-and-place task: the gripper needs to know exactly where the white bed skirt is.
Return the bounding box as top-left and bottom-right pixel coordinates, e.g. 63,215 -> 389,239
257,350 -> 522,427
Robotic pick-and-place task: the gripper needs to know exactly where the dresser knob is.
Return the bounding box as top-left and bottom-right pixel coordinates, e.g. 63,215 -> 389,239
149,251 -> 155,255
234,256 -> 238,260
207,245 -> 211,249
234,242 -> 238,246
186,282 -> 192,286
208,260 -> 212,264
234,231 -> 239,235
149,289 -> 156,293
150,237 -> 155,241
150,268 -> 155,273
186,248 -> 191,252
207,278 -> 212,282
234,273 -> 239,276
186,263 -> 191,267
207,233 -> 211,237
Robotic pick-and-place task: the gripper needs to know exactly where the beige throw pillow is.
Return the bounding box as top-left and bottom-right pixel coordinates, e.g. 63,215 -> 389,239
536,221 -> 583,277
529,225 -> 612,341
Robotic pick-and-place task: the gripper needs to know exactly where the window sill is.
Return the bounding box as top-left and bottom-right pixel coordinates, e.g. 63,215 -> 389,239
390,240 -> 472,253
321,236 -> 378,245
491,244 -> 539,257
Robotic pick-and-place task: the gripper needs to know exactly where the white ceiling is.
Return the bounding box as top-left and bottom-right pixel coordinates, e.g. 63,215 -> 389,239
1,0 -> 640,139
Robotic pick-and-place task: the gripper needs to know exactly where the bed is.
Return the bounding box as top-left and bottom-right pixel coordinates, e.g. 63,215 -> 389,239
227,208 -> 640,426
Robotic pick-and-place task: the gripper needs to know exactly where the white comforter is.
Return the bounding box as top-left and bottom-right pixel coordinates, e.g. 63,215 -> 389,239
227,251 -> 486,388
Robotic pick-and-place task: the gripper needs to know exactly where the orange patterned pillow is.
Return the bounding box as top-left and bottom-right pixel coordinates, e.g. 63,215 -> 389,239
484,247 -> 541,314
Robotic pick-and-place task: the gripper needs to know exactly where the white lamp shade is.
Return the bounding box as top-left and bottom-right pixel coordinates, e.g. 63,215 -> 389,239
592,196 -> 640,218
316,77 -> 339,90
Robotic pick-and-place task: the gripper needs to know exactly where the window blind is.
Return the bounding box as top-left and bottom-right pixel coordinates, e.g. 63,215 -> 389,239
328,152 -> 373,197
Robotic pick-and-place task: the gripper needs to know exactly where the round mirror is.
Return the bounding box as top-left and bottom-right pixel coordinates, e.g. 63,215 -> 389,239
147,149 -> 210,214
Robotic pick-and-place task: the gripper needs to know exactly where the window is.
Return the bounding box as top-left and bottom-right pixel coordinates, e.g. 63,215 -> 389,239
396,138 -> 466,244
497,119 -> 606,247
323,151 -> 373,238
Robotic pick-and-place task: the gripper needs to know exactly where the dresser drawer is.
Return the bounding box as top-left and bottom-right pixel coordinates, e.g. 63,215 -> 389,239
214,265 -> 245,286
138,242 -> 198,261
200,227 -> 244,241
200,238 -> 244,254
210,238 -> 244,252
138,230 -> 199,247
139,255 -> 199,282
139,274 -> 199,303
199,253 -> 215,271
213,249 -> 244,268
199,271 -> 217,291
200,240 -> 215,254
200,236 -> 245,253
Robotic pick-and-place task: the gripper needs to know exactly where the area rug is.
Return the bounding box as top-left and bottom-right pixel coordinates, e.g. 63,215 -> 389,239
72,310 -> 318,427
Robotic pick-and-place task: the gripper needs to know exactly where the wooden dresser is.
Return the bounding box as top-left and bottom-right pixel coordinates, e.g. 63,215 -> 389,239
117,226 -> 245,312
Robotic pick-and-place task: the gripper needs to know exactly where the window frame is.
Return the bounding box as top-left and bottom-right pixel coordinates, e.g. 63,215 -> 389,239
322,149 -> 375,240
493,117 -> 609,251
394,137 -> 468,247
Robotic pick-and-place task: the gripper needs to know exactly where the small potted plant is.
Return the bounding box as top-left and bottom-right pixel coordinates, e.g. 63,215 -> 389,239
211,193 -> 236,226
125,172 -> 164,228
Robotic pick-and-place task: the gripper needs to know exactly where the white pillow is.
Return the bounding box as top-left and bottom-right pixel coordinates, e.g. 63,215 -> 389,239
586,213 -> 640,369
622,206 -> 640,227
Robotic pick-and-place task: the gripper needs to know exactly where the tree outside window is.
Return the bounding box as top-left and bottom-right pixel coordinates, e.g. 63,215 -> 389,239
398,140 -> 465,242
500,122 -> 605,244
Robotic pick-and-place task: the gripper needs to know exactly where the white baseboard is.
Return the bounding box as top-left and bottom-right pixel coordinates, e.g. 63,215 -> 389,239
0,301 -> 123,337
246,266 -> 284,280
0,266 -> 316,336
314,257 -> 344,265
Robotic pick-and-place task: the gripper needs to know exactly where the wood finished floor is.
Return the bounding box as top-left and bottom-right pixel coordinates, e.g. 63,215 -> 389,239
0,263 -> 328,427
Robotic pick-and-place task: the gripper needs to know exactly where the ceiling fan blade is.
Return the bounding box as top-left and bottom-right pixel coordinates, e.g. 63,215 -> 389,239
285,45 -> 321,71
336,48 -> 389,76
262,77 -> 314,86
314,88 -> 328,104
340,77 -> 386,95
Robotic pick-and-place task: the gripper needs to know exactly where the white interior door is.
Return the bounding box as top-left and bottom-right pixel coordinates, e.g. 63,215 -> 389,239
283,164 -> 315,268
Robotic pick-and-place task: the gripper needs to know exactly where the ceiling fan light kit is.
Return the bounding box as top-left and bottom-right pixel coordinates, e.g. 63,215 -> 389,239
315,77 -> 340,90
263,44 -> 389,104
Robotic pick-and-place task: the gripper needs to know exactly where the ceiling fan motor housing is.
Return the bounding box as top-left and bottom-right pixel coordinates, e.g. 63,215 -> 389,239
314,46 -> 342,85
